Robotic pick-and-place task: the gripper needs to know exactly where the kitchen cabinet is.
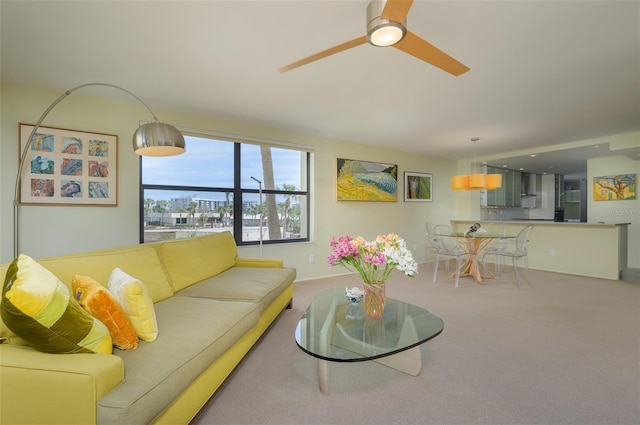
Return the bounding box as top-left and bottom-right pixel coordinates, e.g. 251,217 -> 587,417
484,167 -> 521,207
507,169 -> 522,207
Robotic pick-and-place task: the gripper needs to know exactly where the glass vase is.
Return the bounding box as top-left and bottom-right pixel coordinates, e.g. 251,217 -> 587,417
363,282 -> 385,319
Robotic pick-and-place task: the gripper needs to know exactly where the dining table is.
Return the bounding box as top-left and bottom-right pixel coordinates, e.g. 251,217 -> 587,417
436,231 -> 515,284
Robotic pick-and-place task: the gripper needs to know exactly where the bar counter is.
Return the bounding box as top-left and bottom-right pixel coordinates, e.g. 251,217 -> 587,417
451,220 -> 630,280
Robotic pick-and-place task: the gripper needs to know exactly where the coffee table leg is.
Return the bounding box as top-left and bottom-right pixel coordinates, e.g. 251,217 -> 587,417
319,347 -> 420,395
319,359 -> 330,394
373,345 -> 422,376
318,298 -> 340,395
373,315 -> 422,376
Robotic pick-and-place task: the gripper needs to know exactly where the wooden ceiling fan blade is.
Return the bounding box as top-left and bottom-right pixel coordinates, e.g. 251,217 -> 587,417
277,35 -> 367,73
394,31 -> 470,76
380,0 -> 414,23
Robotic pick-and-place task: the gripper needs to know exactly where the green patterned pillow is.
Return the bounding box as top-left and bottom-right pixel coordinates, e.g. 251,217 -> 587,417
0,254 -> 112,354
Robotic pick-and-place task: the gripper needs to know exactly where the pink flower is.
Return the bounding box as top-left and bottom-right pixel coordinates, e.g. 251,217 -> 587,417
327,233 -> 418,283
327,235 -> 359,266
363,251 -> 387,266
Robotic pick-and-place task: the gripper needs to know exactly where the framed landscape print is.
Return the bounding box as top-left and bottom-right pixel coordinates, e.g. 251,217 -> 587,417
19,124 -> 118,205
336,158 -> 398,202
404,171 -> 433,202
593,174 -> 636,201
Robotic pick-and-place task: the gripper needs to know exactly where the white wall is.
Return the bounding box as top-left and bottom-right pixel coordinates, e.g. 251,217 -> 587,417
1,83 -> 458,280
3,84 -> 637,278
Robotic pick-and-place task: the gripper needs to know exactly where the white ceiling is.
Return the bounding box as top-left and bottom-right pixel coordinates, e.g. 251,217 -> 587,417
1,1 -> 639,175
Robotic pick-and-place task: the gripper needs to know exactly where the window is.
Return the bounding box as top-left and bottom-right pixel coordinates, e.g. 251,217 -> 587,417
140,132 -> 310,245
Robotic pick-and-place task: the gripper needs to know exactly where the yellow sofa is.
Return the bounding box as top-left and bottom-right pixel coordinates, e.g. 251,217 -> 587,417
0,232 -> 295,425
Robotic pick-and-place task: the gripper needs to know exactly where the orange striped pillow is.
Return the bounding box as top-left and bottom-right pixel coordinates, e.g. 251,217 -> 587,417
72,275 -> 138,350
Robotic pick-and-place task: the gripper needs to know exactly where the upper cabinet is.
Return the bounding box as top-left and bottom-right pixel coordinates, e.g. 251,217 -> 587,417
483,167 -> 522,207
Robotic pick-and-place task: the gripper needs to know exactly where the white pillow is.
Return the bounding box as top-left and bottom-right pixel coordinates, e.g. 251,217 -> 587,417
107,268 -> 158,342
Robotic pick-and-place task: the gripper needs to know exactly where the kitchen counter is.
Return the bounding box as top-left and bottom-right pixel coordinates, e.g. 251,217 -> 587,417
451,220 -> 630,280
490,220 -> 627,227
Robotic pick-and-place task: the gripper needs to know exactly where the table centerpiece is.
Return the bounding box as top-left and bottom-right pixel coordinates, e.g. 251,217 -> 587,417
327,233 -> 418,318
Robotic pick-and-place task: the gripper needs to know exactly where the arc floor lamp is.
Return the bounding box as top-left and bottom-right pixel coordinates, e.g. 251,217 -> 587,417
12,82 -> 186,258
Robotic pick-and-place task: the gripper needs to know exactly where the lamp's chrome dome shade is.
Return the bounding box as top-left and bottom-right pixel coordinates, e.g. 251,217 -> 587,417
133,122 -> 185,156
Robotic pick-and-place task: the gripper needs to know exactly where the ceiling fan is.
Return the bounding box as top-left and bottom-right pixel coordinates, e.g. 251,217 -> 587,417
277,0 -> 469,76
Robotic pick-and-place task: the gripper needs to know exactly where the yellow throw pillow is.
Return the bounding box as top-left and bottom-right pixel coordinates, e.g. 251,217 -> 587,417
0,255 -> 112,354
72,275 -> 139,350
107,268 -> 158,342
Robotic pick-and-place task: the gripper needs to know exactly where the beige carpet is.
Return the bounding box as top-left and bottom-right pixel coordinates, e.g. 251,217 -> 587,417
190,264 -> 640,425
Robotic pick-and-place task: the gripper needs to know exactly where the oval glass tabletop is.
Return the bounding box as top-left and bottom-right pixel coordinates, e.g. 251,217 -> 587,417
295,288 -> 443,362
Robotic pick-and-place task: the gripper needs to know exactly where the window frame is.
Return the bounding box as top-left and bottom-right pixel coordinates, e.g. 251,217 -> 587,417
139,130 -> 311,246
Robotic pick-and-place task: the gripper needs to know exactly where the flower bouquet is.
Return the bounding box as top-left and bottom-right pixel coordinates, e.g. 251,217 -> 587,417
327,233 -> 418,318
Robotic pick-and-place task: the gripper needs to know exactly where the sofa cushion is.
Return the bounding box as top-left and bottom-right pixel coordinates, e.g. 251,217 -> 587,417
97,296 -> 260,425
0,263 -> 32,346
72,275 -> 139,350
0,265 -> 27,346
175,266 -> 296,313
158,232 -> 238,292
36,246 -> 174,303
1,255 -> 112,354
108,268 -> 158,342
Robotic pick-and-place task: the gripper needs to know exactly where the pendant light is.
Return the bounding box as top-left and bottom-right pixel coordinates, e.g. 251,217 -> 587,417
451,137 -> 502,190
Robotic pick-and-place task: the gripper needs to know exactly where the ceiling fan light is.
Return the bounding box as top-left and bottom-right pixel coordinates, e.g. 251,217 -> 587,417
366,0 -> 406,47
368,21 -> 406,46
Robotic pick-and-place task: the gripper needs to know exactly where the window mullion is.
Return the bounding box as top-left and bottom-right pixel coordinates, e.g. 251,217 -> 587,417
233,142 -> 242,243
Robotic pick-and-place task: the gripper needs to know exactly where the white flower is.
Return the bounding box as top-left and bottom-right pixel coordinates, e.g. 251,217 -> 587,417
345,286 -> 364,297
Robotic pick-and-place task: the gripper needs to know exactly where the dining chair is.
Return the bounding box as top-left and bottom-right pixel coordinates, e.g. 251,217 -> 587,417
482,225 -> 534,289
486,236 -> 509,276
432,224 -> 468,288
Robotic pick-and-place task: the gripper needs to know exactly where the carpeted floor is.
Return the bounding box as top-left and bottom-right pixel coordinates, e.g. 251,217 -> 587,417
190,264 -> 640,425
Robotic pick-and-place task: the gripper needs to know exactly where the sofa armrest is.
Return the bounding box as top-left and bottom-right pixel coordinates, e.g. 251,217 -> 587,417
0,345 -> 124,425
234,257 -> 284,268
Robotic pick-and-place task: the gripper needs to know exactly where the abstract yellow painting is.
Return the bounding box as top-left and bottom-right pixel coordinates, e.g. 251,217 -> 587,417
336,158 -> 397,202
593,174 -> 636,201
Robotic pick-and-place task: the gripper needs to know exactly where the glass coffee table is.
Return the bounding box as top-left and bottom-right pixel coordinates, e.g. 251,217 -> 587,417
295,288 -> 444,394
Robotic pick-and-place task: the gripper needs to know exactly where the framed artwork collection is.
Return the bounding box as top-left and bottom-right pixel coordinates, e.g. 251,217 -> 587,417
19,123 -> 118,205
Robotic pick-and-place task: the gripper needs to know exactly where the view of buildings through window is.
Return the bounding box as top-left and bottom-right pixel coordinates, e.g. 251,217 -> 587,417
140,134 -> 310,245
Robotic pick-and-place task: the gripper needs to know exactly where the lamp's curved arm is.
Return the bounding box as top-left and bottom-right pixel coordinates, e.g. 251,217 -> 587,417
13,83 -> 160,258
